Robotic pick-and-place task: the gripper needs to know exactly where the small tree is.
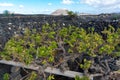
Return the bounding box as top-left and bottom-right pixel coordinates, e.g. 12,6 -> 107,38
3,10 -> 10,17
67,11 -> 77,20
11,12 -> 15,17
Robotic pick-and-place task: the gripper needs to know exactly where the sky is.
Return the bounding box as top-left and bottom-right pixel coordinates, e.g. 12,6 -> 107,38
0,0 -> 120,14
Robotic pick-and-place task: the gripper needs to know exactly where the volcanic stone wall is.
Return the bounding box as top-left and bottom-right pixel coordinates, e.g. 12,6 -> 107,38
0,14 -> 120,50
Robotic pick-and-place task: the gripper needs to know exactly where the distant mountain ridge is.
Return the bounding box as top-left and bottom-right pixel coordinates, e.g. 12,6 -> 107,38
51,9 -> 69,16
51,9 -> 94,16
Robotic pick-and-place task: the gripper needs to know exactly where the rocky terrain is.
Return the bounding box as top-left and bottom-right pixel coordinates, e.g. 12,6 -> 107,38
0,13 -> 120,80
0,14 -> 120,49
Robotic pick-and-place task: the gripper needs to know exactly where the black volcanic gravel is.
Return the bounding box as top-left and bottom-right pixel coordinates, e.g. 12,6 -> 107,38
0,14 -> 120,50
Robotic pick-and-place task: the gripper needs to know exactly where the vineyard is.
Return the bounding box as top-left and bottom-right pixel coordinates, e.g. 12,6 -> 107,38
0,14 -> 120,80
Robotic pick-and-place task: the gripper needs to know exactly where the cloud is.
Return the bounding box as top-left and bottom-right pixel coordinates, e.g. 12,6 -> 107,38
81,0 -> 120,8
39,9 -> 54,14
43,9 -> 52,12
19,5 -> 24,8
61,0 -> 74,5
48,3 -> 52,6
0,3 -> 14,7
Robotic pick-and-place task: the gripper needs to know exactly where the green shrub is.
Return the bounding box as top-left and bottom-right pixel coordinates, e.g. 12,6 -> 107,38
0,24 -> 120,79
3,73 -> 10,80
67,11 -> 77,18
25,71 -> 37,80
1,24 -> 120,64
75,75 -> 90,80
